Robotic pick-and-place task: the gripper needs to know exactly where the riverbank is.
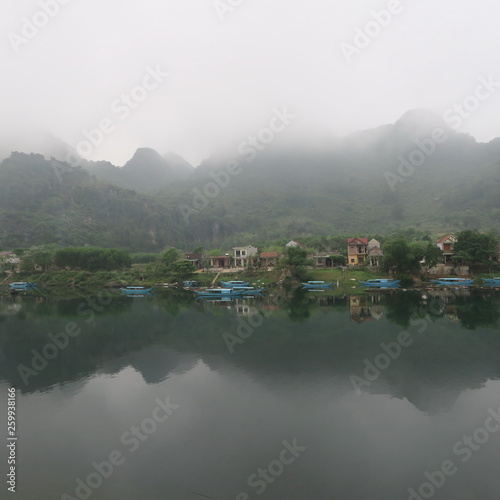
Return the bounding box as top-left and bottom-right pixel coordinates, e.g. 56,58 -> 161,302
2,266 -> 498,291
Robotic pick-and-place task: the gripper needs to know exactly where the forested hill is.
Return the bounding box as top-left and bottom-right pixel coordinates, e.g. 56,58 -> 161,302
158,110 -> 500,244
0,153 -> 186,251
1,110 -> 499,251
83,147 -> 194,193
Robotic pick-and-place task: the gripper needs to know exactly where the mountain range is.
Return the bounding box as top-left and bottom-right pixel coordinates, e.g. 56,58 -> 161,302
0,109 -> 498,251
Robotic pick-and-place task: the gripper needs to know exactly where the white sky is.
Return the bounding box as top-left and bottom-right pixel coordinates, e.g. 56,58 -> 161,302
1,0 -> 499,166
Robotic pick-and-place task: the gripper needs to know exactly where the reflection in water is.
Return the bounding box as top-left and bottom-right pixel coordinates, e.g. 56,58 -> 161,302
1,288 -> 500,499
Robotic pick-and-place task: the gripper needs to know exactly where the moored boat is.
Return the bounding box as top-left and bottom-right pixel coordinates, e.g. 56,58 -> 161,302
120,286 -> 153,294
301,281 -> 334,289
429,278 -> 474,286
195,288 -> 244,297
183,280 -> 200,288
9,281 -> 38,290
358,279 -> 400,287
482,277 -> 500,284
220,280 -> 251,287
230,286 -> 265,295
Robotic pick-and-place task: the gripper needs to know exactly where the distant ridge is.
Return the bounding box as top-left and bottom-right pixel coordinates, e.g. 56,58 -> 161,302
83,147 -> 194,193
0,110 -> 498,250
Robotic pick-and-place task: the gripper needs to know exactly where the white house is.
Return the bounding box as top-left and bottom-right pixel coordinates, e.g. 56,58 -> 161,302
232,246 -> 258,267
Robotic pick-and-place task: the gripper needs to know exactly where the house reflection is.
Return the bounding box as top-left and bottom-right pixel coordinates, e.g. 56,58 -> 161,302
349,295 -> 386,323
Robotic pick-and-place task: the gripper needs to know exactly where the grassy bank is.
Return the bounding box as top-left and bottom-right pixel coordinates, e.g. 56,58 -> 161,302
2,267 -> 393,289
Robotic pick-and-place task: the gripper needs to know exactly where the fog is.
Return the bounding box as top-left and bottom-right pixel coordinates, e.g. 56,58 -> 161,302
1,0 -> 499,166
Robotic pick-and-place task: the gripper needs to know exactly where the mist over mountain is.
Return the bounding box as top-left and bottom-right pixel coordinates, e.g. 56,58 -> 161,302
0,110 -> 498,250
83,147 -> 195,193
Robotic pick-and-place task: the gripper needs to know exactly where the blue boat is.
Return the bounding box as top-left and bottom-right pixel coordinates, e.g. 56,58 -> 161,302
120,286 -> 153,294
482,277 -> 500,285
231,286 -> 265,295
301,281 -> 334,289
359,279 -> 400,287
9,282 -> 38,290
429,278 -> 474,286
183,280 -> 200,288
220,280 -> 251,287
195,288 -> 244,297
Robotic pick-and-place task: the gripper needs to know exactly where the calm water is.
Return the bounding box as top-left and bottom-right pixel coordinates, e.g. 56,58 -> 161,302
1,287 -> 500,500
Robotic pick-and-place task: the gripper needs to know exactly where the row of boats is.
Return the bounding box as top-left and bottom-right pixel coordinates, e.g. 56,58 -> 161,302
4,277 -> 500,296
302,277 -> 500,289
192,281 -> 264,297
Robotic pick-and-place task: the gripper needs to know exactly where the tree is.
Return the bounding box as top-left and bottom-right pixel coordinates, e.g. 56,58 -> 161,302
453,230 -> 498,265
54,247 -> 130,271
20,244 -> 58,272
158,248 -> 182,269
170,260 -> 196,278
420,243 -> 443,274
382,238 -> 421,275
281,246 -> 312,279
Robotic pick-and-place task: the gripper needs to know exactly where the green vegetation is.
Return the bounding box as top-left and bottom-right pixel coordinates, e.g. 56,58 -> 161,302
54,247 -> 131,271
452,230 -> 499,266
1,116 -> 500,252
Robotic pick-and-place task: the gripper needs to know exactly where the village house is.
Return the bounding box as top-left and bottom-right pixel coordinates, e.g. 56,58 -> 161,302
436,235 -> 456,264
285,240 -> 303,248
232,246 -> 258,267
0,252 -> 21,272
367,239 -> 384,267
347,238 -> 383,267
347,238 -> 368,266
259,251 -> 279,268
312,252 -> 343,267
209,255 -> 231,269
184,253 -> 204,270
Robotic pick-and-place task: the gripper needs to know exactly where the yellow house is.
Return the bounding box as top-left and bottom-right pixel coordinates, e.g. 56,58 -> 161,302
347,238 -> 368,266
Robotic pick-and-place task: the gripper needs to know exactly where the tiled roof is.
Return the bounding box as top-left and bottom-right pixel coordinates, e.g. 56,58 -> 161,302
260,252 -> 278,258
437,235 -> 454,243
347,238 -> 368,244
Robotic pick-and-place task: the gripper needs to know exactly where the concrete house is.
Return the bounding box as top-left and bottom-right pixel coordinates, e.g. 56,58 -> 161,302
367,239 -> 384,267
233,246 -> 258,267
347,238 -> 368,266
259,252 -> 279,268
436,235 -> 456,264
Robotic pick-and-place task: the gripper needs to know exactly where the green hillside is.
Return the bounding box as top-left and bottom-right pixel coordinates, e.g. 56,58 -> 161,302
0,153 -> 184,251
0,111 -> 499,251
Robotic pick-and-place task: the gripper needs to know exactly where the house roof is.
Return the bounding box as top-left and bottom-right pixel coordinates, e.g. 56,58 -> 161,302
260,252 -> 278,258
185,253 -> 202,260
347,238 -> 368,245
285,240 -> 302,247
437,235 -> 455,243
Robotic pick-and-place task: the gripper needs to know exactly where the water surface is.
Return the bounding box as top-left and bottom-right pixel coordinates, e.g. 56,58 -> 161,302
1,287 -> 500,500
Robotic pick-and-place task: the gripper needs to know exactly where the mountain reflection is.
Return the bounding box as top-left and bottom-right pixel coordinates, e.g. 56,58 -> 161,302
0,288 -> 499,413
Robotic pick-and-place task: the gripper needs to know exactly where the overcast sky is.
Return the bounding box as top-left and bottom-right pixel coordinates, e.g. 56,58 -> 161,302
2,0 -> 499,166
